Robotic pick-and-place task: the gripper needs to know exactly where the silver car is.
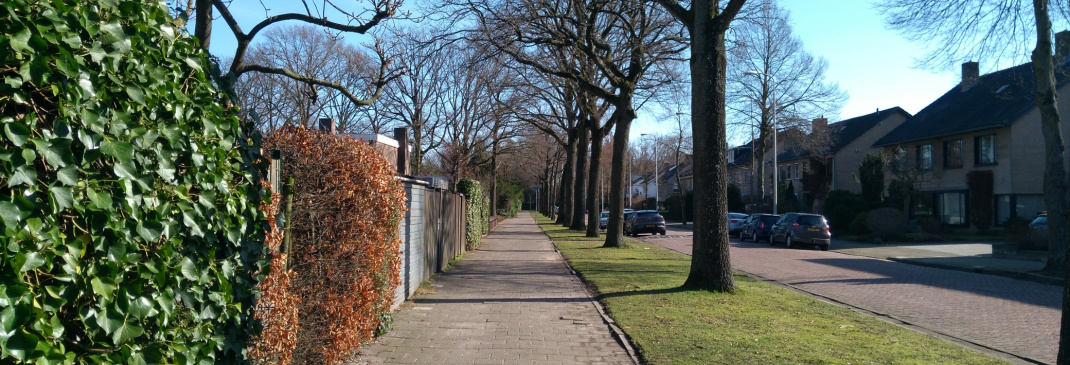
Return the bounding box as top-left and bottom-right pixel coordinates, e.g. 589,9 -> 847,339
600,209 -> 633,230
728,212 -> 748,235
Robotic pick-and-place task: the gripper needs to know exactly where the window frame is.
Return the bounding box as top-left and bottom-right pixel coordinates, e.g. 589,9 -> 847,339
975,134 -> 997,166
943,139 -> 963,169
916,143 -> 934,171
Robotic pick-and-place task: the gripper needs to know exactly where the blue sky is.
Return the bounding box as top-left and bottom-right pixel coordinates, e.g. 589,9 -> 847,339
206,1 -> 995,146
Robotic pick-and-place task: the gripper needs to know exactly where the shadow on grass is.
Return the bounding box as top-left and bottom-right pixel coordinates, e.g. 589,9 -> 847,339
595,286 -> 691,301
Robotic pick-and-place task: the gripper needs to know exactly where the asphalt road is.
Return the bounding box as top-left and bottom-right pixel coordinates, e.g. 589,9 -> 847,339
636,231 -> 1062,365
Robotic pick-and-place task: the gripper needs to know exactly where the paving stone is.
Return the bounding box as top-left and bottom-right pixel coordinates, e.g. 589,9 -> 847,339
350,215 -> 634,365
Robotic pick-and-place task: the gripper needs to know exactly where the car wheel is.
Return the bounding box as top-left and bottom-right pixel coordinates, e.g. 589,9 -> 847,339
785,235 -> 793,248
660,230 -> 666,236
751,232 -> 758,243
820,245 -> 829,251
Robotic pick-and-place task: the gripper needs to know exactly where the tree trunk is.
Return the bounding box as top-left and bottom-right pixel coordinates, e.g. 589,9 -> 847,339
412,125 -> 424,175
677,146 -> 687,225
195,0 -> 212,50
557,130 -> 577,226
754,125 -> 769,210
683,1 -> 737,292
491,130 -> 499,220
570,127 -> 590,230
604,109 -> 636,248
1031,2 -> 1070,363
586,121 -> 606,237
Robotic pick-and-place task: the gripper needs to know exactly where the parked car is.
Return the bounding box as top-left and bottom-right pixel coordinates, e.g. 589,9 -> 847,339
770,213 -> 831,251
1030,214 -> 1048,238
625,210 -> 666,236
741,214 -> 780,242
599,211 -> 610,229
728,213 -> 748,235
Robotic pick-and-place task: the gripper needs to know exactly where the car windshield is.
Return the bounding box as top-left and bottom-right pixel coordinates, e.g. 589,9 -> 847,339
638,212 -> 661,219
729,213 -> 748,219
1032,216 -> 1048,225
798,216 -> 825,226
601,212 -> 609,218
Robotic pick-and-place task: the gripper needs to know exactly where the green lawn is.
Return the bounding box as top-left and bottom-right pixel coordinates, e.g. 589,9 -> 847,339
535,214 -> 1009,365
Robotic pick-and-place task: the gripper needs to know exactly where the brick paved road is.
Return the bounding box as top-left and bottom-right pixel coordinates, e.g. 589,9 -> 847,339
352,215 -> 634,365
643,235 -> 1062,364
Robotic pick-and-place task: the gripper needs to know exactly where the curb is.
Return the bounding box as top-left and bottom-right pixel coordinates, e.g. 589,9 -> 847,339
886,257 -> 1063,286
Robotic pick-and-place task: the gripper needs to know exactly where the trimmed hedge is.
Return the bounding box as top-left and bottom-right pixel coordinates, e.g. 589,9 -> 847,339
263,127 -> 405,364
457,178 -> 486,249
0,0 -> 268,362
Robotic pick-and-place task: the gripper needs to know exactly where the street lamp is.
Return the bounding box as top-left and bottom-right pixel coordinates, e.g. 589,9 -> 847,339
641,133 -> 658,210
744,70 -> 778,215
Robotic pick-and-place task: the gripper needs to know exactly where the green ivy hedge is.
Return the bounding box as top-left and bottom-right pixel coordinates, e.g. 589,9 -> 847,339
0,0 -> 267,363
457,178 -> 484,250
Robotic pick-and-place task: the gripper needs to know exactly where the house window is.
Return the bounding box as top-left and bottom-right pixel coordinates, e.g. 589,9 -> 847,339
975,134 -> 996,165
795,163 -> 800,179
939,192 -> 966,225
944,139 -> 963,168
916,144 -> 933,171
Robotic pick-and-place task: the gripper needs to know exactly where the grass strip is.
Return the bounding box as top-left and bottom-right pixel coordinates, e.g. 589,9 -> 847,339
535,214 -> 1009,365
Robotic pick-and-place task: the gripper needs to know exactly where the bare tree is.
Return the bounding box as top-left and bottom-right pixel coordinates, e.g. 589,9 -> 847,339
379,28 -> 452,175
231,25 -> 374,131
459,0 -> 686,246
878,1 -> 1070,360
653,0 -> 748,292
728,0 -> 845,207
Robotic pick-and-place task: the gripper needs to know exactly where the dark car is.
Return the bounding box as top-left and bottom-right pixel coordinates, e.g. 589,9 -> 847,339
770,213 -> 831,251
741,214 -> 780,242
625,210 -> 666,236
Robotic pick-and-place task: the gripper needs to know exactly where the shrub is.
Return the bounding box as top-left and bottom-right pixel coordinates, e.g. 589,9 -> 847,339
496,180 -> 524,218
264,128 -> 405,364
918,216 -> 948,234
866,208 -> 907,239
248,188 -> 299,365
823,190 -> 868,233
727,183 -> 745,212
858,153 -> 885,208
457,178 -> 485,249
967,170 -> 994,230
1002,216 -> 1045,249
850,211 -> 871,235
1002,216 -> 1032,236
662,191 -> 693,222
0,0 -> 268,362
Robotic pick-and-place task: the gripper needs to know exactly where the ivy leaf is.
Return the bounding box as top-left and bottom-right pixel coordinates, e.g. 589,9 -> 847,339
4,330 -> 38,361
9,165 -> 37,187
88,188 -> 112,210
9,28 -> 31,53
125,86 -> 145,105
114,161 -> 136,180
4,122 -> 31,147
179,258 -> 197,281
99,140 -> 134,162
111,321 -> 143,345
136,221 -> 162,242
56,165 -> 78,186
89,43 -> 105,63
128,297 -> 153,320
90,277 -> 116,301
33,138 -> 73,167
18,252 -> 45,272
0,202 -> 19,226
50,186 -> 73,212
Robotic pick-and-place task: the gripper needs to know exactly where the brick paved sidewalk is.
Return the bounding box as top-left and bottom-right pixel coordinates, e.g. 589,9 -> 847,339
350,214 -> 635,365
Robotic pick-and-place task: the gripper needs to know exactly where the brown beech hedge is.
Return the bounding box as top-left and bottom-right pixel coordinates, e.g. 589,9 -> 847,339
264,127 -> 405,364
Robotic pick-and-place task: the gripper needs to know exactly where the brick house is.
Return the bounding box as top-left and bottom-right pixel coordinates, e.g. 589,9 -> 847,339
872,47 -> 1070,227
770,108 -> 911,211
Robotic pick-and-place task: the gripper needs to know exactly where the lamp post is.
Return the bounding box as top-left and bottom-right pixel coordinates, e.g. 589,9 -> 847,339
641,133 -> 658,210
744,70 -> 777,214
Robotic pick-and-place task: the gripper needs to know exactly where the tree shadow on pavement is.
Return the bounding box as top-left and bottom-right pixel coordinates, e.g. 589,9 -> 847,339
793,257 -> 1061,309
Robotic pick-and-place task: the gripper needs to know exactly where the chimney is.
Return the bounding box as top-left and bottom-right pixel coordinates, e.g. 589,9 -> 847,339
960,61 -> 979,91
318,117 -> 336,134
811,117 -> 828,136
1055,30 -> 1070,65
393,127 -> 410,176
